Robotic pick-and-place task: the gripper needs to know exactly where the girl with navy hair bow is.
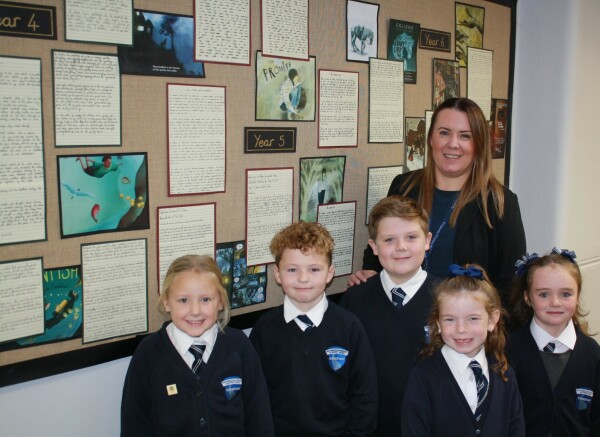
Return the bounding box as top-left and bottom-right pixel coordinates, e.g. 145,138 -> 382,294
508,248 -> 600,436
402,264 -> 525,436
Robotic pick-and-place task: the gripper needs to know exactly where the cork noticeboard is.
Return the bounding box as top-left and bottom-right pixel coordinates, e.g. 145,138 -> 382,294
0,0 -> 515,385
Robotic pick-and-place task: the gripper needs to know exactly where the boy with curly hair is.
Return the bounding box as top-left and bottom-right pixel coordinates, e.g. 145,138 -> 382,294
250,221 -> 378,436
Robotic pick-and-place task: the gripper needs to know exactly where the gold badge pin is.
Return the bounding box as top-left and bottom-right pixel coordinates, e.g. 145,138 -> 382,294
166,384 -> 178,396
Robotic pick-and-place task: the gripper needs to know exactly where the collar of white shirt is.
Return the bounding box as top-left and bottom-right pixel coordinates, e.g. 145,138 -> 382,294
442,344 -> 489,381
530,318 -> 576,353
380,268 -> 427,305
167,322 -> 218,367
442,345 -> 488,414
283,293 -> 328,330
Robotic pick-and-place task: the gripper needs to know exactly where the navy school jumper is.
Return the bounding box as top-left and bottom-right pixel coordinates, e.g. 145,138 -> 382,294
249,301 -> 378,437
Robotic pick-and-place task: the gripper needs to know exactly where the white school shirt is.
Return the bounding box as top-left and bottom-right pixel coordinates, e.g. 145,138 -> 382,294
166,322 -> 218,369
380,268 -> 428,305
530,318 -> 576,353
283,293 -> 328,331
441,345 -> 489,415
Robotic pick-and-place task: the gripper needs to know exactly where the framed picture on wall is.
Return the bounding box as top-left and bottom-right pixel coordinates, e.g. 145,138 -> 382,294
255,51 -> 316,121
118,9 -> 205,78
404,117 -> 426,171
455,2 -> 485,67
387,19 -> 419,83
216,240 -> 267,309
432,58 -> 460,109
57,153 -> 149,238
346,0 -> 379,63
299,156 -> 346,222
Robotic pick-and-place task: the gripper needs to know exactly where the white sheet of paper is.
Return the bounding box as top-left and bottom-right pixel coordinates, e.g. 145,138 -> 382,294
82,239 -> 147,343
168,84 -> 225,195
195,0 -> 250,64
317,202 -> 356,276
366,165 -> 403,224
0,56 -> 46,245
65,0 -> 133,45
158,204 -> 215,289
53,51 -> 121,146
319,70 -> 359,147
261,0 -> 308,60
369,58 -> 404,143
246,168 -> 293,266
0,258 -> 44,343
467,47 -> 493,120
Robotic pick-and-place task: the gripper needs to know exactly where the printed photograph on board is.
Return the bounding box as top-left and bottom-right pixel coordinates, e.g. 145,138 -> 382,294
432,58 -> 460,109
299,156 -> 346,222
346,0 -> 379,62
118,9 -> 205,77
57,153 -> 149,238
455,2 -> 485,67
0,266 -> 82,352
216,241 -> 267,309
491,98 -> 508,159
404,117 -> 426,171
387,19 -> 419,83
255,51 -> 316,121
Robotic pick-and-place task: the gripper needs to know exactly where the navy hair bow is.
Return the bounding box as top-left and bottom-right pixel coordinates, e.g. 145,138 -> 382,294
551,247 -> 577,263
448,264 -> 484,280
514,252 -> 539,277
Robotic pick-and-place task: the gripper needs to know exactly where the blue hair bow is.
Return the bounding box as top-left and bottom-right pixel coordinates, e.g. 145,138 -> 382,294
551,247 -> 577,263
448,264 -> 484,280
514,252 -> 539,277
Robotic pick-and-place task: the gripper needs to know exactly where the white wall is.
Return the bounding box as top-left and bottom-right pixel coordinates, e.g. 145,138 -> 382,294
3,1 -> 599,435
511,0 -> 600,334
0,357 -> 130,437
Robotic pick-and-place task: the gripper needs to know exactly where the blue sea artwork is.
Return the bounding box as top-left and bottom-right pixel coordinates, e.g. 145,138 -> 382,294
58,154 -> 149,237
16,266 -> 82,347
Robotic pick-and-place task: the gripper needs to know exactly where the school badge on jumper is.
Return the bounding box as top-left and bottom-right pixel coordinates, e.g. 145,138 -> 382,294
221,376 -> 242,400
423,326 -> 431,344
576,387 -> 593,410
325,346 -> 349,371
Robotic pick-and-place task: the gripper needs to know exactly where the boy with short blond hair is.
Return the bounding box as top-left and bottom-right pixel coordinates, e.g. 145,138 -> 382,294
340,195 -> 436,436
250,221 -> 378,436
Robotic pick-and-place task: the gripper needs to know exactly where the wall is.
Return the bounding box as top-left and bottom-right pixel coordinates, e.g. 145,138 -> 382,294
511,0 -> 600,335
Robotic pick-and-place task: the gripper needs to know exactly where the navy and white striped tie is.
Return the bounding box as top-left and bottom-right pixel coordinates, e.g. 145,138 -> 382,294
468,360 -> 489,422
543,342 -> 556,353
189,344 -> 206,374
391,287 -> 406,307
297,314 -> 314,333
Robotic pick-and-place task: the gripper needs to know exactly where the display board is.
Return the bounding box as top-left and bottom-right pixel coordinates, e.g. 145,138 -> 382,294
0,0 -> 515,385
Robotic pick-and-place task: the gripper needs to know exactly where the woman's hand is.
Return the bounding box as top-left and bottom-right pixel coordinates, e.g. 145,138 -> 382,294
346,269 -> 377,288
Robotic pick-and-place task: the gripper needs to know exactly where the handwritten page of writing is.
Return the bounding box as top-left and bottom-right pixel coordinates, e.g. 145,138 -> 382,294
317,202 -> 356,277
158,204 -> 215,289
82,239 -> 147,343
424,110 -> 433,165
467,47 -> 493,120
366,165 -> 403,224
262,0 -> 308,60
53,51 -> 121,147
0,56 -> 46,245
195,0 -> 250,65
168,84 -> 225,195
369,58 -> 404,143
319,70 -> 359,147
65,0 -> 133,45
425,110 -> 433,141
0,258 -> 44,343
246,168 -> 293,266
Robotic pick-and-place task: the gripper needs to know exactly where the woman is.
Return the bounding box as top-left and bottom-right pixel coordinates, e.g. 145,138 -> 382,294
349,98 -> 525,306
